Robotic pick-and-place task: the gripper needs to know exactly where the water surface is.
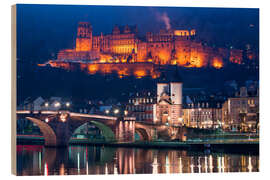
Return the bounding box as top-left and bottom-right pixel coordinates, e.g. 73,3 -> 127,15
17,145 -> 259,175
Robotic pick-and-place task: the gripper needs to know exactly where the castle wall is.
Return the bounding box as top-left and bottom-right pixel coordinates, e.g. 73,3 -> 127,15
57,22 -> 245,69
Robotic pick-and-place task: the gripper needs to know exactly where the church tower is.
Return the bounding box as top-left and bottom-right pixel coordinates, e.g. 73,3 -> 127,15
76,22 -> 93,52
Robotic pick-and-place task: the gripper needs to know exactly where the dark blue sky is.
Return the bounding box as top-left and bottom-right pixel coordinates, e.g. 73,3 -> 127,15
16,4 -> 259,61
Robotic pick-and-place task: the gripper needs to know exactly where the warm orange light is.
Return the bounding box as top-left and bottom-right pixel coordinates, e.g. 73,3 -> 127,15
212,57 -> 223,69
88,64 -> 98,74
174,30 -> 190,36
117,68 -> 129,78
171,59 -> 177,65
190,56 -> 203,68
134,70 -> 146,78
158,49 -> 171,65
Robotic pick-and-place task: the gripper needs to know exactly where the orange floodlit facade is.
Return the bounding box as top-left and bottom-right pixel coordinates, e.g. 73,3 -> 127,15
44,21 -> 254,78
212,57 -> 223,69
80,63 -> 160,79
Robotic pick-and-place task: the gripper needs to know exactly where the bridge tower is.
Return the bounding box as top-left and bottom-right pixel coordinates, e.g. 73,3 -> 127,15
155,68 -> 183,126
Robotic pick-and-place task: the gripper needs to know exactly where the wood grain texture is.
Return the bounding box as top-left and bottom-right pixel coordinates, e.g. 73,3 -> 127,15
11,4 -> 17,175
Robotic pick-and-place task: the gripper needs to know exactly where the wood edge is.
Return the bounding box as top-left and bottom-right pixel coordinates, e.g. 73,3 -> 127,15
11,4 -> 17,176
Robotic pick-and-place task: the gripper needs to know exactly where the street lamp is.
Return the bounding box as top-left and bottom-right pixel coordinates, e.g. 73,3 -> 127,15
54,102 -> 61,108
45,118 -> 49,123
124,110 -> 128,116
105,110 -> 110,114
114,109 -> 119,114
66,102 -> 70,107
45,102 -> 49,107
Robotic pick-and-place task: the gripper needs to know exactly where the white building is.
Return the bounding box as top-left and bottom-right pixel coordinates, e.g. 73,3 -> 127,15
153,70 -> 183,126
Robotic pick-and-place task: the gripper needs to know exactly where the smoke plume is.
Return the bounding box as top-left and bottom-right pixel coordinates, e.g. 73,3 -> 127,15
156,12 -> 171,30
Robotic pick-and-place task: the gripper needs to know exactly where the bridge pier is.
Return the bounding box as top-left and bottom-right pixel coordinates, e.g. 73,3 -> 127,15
115,117 -> 135,143
50,120 -> 73,147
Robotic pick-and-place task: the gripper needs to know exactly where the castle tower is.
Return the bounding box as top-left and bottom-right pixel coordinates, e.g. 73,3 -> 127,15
76,22 -> 93,52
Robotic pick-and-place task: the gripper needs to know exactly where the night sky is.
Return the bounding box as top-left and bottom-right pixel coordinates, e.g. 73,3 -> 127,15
16,4 -> 259,62
16,4 -> 259,103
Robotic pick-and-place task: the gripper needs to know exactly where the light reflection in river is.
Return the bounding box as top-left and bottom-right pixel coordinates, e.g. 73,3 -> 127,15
16,145 -> 259,175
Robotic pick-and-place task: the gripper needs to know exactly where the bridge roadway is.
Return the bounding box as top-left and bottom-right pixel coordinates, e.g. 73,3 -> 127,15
16,110 -> 190,147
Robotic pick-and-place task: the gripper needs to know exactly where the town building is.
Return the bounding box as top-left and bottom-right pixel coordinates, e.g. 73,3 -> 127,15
182,95 -> 224,129
17,96 -> 72,111
126,91 -> 156,123
222,87 -> 259,132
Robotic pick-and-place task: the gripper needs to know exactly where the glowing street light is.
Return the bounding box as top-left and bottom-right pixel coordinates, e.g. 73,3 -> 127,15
66,102 -> 70,107
124,110 -> 128,116
54,102 -> 61,108
60,114 -> 67,122
45,102 -> 49,107
114,109 -> 119,114
105,110 -> 110,114
45,118 -> 49,123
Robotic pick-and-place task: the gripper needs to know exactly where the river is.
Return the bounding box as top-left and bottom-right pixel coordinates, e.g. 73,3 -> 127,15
17,145 -> 259,175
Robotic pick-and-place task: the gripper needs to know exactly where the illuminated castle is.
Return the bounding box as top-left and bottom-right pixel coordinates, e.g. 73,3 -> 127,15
57,22 -> 244,69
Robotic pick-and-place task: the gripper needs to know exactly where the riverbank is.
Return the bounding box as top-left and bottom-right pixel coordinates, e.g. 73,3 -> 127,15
17,135 -> 259,154
69,139 -> 259,154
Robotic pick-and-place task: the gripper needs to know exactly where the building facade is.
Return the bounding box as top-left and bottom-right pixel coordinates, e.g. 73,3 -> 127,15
222,87 -> 259,132
182,97 -> 223,129
56,22 -> 252,68
154,81 -> 183,126
126,92 -> 156,123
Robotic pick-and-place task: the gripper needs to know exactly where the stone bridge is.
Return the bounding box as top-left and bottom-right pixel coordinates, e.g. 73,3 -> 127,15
17,110 -> 190,147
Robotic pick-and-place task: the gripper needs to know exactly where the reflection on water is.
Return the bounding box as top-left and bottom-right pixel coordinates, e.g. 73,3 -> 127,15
17,145 -> 259,175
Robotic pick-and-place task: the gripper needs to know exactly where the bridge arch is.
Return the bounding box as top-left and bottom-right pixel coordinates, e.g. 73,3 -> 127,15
25,117 -> 57,146
135,128 -> 151,141
71,121 -> 116,142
